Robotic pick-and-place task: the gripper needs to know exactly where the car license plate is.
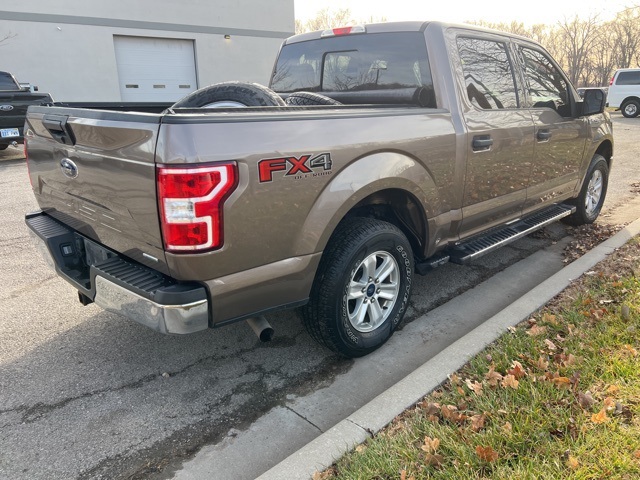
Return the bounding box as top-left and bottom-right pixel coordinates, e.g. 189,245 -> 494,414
1,128 -> 20,138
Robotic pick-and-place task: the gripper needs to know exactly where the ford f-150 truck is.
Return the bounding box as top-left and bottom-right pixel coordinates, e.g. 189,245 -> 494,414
25,21 -> 612,357
0,71 -> 52,149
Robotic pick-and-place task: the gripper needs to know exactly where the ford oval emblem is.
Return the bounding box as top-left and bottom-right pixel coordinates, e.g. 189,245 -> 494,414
60,158 -> 79,179
0,105 -> 14,112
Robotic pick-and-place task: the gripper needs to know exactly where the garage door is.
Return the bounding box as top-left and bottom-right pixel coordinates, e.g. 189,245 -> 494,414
114,36 -> 198,102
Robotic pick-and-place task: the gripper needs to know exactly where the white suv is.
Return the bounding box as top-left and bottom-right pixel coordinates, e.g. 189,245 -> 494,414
608,68 -> 640,118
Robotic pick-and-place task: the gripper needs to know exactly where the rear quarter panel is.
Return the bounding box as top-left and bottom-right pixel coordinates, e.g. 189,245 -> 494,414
157,108 -> 458,282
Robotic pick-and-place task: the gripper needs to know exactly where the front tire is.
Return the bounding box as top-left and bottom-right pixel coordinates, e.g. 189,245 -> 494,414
621,99 -> 640,118
563,154 -> 609,225
302,218 -> 414,358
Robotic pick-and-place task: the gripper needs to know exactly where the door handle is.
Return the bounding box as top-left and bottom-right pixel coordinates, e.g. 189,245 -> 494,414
537,130 -> 552,141
472,135 -> 493,151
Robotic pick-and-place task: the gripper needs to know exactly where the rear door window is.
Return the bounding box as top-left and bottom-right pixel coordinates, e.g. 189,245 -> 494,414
456,37 -> 519,109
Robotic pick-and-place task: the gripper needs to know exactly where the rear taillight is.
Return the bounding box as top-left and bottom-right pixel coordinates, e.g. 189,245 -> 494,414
609,76 -> 614,86
157,162 -> 238,252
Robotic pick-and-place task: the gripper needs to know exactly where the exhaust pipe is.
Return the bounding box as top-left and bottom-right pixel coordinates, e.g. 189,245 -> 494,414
246,316 -> 274,342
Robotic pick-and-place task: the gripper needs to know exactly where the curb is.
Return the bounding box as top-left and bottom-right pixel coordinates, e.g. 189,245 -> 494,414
258,217 -> 640,480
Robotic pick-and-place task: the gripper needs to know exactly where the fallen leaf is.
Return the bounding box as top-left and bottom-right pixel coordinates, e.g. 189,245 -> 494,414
591,408 -> 609,424
507,326 -> 517,333
485,365 -> 503,387
551,377 -> 572,389
604,397 -> 615,411
567,455 -> 580,470
501,374 -> 519,390
633,450 -> 640,459
465,379 -> 483,396
544,339 -> 557,351
476,445 -> 499,462
421,436 -> 440,454
528,324 -> 547,336
577,392 -> 595,410
450,373 -> 461,385
422,402 -> 441,416
535,356 -> 550,371
623,344 -> 638,356
502,422 -> 512,433
606,385 -> 620,395
425,453 -> 444,468
441,405 -> 466,423
456,387 -> 465,395
355,444 -> 366,453
508,361 -> 527,379
470,414 -> 486,432
541,313 -> 558,325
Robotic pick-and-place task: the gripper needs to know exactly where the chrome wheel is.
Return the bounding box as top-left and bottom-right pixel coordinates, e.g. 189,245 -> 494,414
347,251 -> 400,333
585,169 -> 603,216
624,102 -> 638,117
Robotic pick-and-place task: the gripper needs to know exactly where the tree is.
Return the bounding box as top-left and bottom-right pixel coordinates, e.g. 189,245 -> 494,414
611,6 -> 640,68
296,8 -> 354,34
295,8 -> 387,34
555,15 -> 601,86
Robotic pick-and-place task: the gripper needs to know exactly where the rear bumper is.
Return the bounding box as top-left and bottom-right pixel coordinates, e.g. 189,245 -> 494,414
26,211 -> 209,334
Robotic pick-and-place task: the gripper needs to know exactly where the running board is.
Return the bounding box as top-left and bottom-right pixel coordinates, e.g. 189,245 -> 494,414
448,204 -> 575,265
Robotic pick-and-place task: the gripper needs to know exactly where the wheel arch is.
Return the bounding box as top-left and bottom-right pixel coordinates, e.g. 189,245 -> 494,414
293,151 -> 439,260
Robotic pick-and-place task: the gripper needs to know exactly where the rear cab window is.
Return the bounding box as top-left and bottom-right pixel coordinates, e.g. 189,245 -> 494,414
270,32 -> 436,107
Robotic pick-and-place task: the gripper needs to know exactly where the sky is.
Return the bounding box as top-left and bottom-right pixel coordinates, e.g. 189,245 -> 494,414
294,0 -> 636,26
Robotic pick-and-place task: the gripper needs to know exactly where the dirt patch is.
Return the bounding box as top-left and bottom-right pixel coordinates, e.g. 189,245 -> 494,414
563,223 -> 625,264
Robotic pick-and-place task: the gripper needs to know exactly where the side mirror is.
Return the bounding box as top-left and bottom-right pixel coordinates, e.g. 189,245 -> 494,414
581,88 -> 606,116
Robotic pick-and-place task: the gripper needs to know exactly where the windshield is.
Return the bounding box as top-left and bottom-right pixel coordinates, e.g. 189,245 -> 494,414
271,32 -> 433,96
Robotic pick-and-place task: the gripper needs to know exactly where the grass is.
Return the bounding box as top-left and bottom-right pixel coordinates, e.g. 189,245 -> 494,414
320,238 -> 640,480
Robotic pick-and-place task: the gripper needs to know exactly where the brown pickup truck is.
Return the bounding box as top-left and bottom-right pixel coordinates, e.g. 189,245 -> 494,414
25,21 -> 612,357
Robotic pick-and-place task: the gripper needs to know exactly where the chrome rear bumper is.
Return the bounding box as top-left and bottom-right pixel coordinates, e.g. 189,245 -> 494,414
26,211 -> 209,334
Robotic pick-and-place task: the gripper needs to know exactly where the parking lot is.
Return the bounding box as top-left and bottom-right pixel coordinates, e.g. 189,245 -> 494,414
1,113 -> 639,479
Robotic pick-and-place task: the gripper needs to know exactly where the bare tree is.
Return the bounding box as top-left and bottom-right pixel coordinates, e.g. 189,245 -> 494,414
611,6 -> 640,68
296,8 -> 354,34
555,15 -> 601,85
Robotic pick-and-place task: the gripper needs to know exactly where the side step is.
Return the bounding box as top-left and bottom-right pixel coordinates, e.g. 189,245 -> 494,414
448,204 -> 575,265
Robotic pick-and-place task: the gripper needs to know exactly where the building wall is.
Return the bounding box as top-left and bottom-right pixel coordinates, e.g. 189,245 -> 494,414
0,0 -> 294,101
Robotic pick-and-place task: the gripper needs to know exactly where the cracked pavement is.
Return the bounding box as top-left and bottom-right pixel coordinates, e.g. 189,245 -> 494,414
1,114 -> 638,479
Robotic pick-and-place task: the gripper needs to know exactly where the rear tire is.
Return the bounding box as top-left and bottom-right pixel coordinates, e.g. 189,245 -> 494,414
301,218 -> 413,358
171,82 -> 285,108
562,154 -> 609,226
621,99 -> 640,118
284,92 -> 342,106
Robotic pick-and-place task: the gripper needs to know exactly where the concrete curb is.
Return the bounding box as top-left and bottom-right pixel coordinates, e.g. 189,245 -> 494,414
258,217 -> 640,480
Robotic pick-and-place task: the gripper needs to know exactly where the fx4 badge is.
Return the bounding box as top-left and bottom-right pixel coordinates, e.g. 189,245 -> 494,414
258,153 -> 332,182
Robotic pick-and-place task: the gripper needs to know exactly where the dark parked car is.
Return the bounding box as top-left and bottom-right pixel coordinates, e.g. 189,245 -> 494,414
0,71 -> 52,149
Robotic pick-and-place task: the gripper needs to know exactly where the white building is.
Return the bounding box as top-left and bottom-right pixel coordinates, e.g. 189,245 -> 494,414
0,1 -> 294,102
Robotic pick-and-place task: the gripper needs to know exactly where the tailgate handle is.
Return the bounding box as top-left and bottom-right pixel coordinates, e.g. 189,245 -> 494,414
43,115 -> 76,146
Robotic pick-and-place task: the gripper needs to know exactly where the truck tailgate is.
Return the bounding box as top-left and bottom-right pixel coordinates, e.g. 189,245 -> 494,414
25,107 -> 169,274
